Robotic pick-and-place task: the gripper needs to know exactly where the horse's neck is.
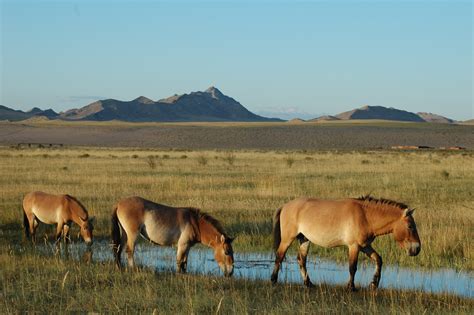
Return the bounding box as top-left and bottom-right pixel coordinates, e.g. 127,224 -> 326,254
198,218 -> 221,248
68,199 -> 87,224
364,204 -> 402,236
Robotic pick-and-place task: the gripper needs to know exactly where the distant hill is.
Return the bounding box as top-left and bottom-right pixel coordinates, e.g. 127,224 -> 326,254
307,115 -> 340,122
60,87 -> 279,122
1,91 -> 462,124
417,112 -> 455,123
335,105 -> 425,122
0,105 -> 58,121
462,119 -> 474,125
287,118 -> 306,124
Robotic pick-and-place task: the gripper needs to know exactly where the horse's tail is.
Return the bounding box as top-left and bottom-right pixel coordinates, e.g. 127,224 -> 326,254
23,210 -> 30,239
111,205 -> 122,264
273,207 -> 283,251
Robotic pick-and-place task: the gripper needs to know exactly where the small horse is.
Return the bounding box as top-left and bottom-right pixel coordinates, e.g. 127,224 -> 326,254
111,196 -> 234,277
23,191 -> 94,245
271,195 -> 421,290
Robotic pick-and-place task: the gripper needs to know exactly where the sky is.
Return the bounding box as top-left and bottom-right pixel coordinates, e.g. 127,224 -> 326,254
1,0 -> 472,120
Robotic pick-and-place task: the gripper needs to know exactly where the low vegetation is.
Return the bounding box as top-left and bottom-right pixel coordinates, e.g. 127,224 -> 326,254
0,146 -> 472,312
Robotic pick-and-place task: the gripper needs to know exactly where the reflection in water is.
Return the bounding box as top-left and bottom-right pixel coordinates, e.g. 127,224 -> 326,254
42,241 -> 473,298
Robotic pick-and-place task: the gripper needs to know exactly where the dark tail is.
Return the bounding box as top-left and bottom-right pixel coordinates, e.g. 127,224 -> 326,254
23,211 -> 30,239
111,205 -> 122,265
273,207 -> 283,251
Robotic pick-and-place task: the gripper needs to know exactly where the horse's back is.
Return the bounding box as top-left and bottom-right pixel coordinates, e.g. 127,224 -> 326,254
281,197 -> 366,247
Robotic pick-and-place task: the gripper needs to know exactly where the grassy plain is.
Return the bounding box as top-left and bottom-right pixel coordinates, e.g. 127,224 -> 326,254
0,145 -> 473,313
1,120 -> 473,150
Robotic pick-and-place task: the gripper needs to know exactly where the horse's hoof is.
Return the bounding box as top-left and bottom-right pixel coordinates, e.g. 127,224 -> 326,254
304,281 -> 315,288
347,284 -> 358,292
369,282 -> 378,290
271,276 -> 278,285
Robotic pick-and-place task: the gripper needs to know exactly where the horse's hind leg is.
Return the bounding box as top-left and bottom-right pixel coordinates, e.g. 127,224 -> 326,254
29,217 -> 39,244
361,245 -> 382,290
115,231 -> 127,269
271,237 -> 294,284
347,244 -> 360,291
297,235 -> 313,288
125,230 -> 138,268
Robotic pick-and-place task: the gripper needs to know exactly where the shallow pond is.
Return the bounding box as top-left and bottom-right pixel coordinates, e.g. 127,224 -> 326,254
41,241 -> 473,299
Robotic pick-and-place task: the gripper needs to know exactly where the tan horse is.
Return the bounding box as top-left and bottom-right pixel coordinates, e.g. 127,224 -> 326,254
111,196 -> 234,277
23,191 -> 94,245
271,195 -> 421,290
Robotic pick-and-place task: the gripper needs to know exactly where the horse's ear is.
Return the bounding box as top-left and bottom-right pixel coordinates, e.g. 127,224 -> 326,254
404,208 -> 415,217
220,234 -> 226,244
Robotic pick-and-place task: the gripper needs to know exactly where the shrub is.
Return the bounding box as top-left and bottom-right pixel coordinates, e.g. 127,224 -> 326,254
441,170 -> 450,180
147,156 -> 157,169
223,152 -> 236,166
197,155 -> 208,166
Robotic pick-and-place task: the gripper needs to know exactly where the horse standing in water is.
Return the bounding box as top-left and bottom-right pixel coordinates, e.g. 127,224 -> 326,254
111,196 -> 234,277
23,191 -> 94,246
271,195 -> 421,290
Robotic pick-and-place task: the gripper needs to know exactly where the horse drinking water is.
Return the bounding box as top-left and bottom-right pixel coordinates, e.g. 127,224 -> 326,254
271,195 -> 421,290
111,196 -> 234,277
23,191 -> 94,245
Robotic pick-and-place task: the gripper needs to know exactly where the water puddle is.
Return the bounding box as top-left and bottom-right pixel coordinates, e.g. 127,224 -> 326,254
38,241 -> 473,298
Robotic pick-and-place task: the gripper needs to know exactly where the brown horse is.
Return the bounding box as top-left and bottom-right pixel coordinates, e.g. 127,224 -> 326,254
23,191 -> 94,245
271,195 -> 421,290
111,196 -> 234,277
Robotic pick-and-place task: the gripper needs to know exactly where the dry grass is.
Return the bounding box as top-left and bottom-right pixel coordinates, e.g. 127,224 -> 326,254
0,146 -> 472,312
0,146 -> 472,269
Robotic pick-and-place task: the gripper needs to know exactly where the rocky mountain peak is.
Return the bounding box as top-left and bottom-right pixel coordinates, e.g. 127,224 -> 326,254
134,96 -> 155,104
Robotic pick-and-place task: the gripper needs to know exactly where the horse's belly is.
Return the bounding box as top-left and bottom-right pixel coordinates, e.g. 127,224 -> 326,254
143,223 -> 180,246
301,225 -> 345,248
33,207 -> 59,225
307,233 -> 344,248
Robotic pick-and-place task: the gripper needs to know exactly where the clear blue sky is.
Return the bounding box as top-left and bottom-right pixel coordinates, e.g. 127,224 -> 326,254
1,0 -> 472,120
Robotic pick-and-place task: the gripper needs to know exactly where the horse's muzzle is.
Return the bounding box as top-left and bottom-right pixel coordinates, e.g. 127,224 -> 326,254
407,242 -> 421,256
222,264 -> 234,277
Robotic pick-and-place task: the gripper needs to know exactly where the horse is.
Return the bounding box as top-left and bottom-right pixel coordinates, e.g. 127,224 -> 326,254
23,191 -> 94,246
271,195 -> 421,290
111,196 -> 234,277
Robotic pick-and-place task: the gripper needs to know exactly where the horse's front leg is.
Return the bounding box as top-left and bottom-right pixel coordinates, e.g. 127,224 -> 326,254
55,222 -> 65,247
176,242 -> 191,273
63,224 -> 71,244
362,245 -> 383,290
347,244 -> 360,291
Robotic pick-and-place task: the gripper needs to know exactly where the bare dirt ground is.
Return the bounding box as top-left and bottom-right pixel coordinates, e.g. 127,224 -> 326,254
0,121 -> 472,150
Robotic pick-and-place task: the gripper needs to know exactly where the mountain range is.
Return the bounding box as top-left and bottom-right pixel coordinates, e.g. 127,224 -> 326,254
0,87 -> 460,123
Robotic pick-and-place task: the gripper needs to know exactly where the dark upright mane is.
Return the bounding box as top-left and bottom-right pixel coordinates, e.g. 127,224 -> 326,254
65,194 -> 89,220
355,194 -> 409,210
189,208 -> 227,237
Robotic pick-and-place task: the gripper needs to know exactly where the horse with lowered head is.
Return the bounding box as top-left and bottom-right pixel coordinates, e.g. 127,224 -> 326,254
23,191 -> 94,245
111,196 -> 234,277
271,195 -> 421,290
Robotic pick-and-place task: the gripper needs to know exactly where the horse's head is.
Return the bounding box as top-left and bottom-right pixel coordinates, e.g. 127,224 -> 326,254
393,208 -> 420,256
214,234 -> 234,277
80,216 -> 94,246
